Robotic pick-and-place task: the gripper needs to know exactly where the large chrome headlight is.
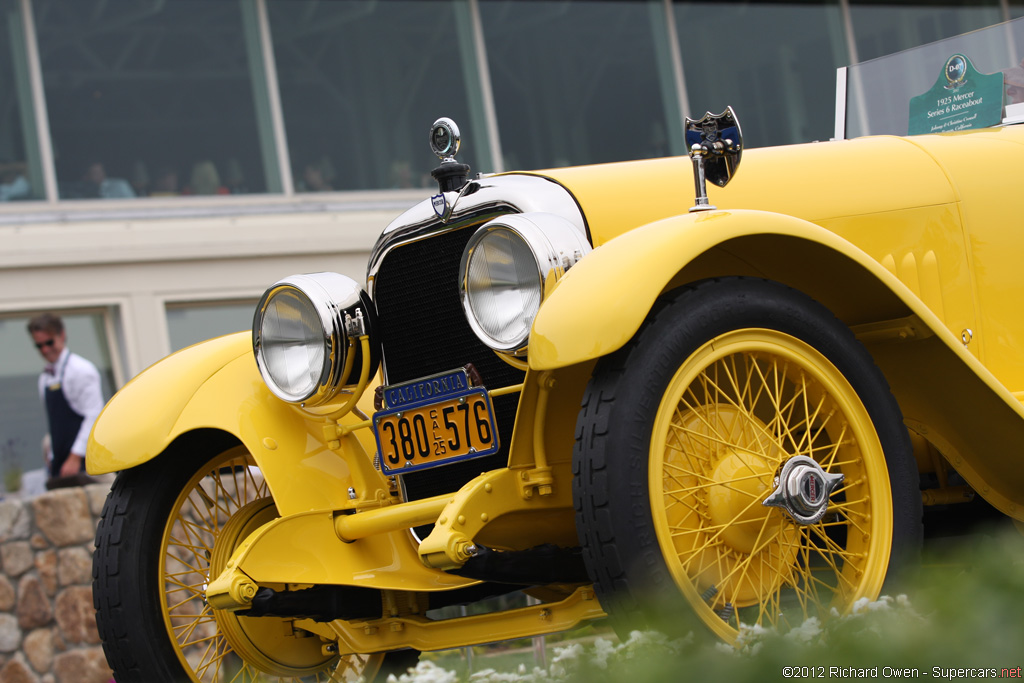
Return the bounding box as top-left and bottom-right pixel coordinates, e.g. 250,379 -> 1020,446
253,273 -> 379,406
459,213 -> 590,355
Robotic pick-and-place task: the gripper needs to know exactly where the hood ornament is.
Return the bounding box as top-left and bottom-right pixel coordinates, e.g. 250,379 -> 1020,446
430,117 -> 461,163
685,106 -> 743,212
429,117 -> 472,222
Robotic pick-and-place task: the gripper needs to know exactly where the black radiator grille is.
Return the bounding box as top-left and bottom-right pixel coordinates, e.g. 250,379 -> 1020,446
373,223 -> 525,502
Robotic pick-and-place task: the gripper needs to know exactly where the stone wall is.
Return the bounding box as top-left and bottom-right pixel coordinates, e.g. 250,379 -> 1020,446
0,484 -> 113,683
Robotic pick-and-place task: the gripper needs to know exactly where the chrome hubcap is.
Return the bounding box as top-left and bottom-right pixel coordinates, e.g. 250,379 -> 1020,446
762,456 -> 844,525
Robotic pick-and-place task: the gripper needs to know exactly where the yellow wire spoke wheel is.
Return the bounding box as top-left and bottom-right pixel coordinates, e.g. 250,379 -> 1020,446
94,437 -> 411,683
158,447 -> 352,681
650,330 -> 891,642
572,279 -> 921,644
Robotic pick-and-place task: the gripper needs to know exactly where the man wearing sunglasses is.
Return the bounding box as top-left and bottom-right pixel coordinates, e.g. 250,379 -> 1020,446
26,313 -> 104,488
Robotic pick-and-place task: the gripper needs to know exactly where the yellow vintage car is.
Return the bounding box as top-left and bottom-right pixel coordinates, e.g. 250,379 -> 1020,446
88,37 -> 1024,683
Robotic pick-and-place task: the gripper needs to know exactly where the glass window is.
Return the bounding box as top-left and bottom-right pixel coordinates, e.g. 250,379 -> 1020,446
849,1 -> 1003,63
166,300 -> 256,353
0,0 -> 43,202
480,0 -> 672,169
0,311 -> 116,488
269,0 -> 483,191
674,1 -> 848,149
33,0 -> 274,199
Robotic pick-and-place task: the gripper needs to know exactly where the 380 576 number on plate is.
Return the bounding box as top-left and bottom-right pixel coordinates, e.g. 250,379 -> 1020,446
374,389 -> 499,474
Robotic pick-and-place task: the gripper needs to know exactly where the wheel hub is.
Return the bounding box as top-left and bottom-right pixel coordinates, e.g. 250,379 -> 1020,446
763,455 -> 844,525
707,450 -> 778,555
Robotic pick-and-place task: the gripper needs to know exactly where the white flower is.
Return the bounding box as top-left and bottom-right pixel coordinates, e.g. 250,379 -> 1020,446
549,642 -> 584,678
590,637 -> 617,669
733,622 -> 772,652
785,617 -> 823,645
391,660 -> 460,683
851,595 -> 893,614
469,667 -> 539,682
550,642 -> 584,664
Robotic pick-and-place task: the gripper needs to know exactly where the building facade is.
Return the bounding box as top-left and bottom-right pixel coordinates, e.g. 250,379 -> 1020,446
1,0 -> 1021,477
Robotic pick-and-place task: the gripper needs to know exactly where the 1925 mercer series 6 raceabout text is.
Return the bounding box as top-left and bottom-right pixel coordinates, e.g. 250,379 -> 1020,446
88,73 -> 1024,683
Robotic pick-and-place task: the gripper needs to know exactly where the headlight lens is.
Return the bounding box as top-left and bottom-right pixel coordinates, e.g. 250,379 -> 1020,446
464,228 -> 543,350
460,213 -> 590,355
253,273 -> 378,405
258,288 -> 325,401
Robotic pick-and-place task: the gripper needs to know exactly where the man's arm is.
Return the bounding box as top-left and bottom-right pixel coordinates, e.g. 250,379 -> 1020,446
58,452 -> 84,477
64,356 -> 105,466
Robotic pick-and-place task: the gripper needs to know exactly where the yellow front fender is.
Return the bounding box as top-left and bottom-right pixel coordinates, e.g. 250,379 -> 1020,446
88,333 -> 251,473
530,208 -> 923,370
87,332 -> 382,516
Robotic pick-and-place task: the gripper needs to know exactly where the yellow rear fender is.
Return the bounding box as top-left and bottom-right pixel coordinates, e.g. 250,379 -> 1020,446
88,332 -> 383,516
530,208 -> 1024,521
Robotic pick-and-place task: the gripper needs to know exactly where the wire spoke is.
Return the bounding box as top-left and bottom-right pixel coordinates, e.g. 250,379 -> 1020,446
663,469 -> 772,498
696,370 -> 790,462
194,634 -> 232,680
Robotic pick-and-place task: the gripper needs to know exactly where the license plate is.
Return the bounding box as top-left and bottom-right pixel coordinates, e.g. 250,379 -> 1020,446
373,371 -> 500,474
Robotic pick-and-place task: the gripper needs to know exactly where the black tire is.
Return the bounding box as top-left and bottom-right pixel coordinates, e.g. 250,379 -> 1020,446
573,278 -> 922,640
92,435 -> 419,682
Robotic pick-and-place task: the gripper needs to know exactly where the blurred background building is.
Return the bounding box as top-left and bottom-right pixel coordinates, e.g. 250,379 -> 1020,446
1,0 -> 1022,478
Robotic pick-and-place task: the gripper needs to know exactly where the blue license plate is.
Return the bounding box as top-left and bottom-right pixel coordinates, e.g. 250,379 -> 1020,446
373,369 -> 500,474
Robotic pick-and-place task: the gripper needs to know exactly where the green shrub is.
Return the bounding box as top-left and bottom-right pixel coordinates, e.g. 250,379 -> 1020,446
412,524 -> 1024,683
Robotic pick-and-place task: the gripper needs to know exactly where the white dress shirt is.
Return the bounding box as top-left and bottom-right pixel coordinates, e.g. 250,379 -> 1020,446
38,348 -> 105,457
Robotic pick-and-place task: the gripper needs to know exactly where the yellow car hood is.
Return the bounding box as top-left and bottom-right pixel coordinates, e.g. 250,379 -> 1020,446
534,126 -> 1024,245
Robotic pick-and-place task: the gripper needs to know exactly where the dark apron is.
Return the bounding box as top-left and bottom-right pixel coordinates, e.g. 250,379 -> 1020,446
44,358 -> 84,478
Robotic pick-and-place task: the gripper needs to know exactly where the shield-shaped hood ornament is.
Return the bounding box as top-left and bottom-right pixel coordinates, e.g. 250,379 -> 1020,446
685,106 -> 743,212
431,192 -> 449,220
